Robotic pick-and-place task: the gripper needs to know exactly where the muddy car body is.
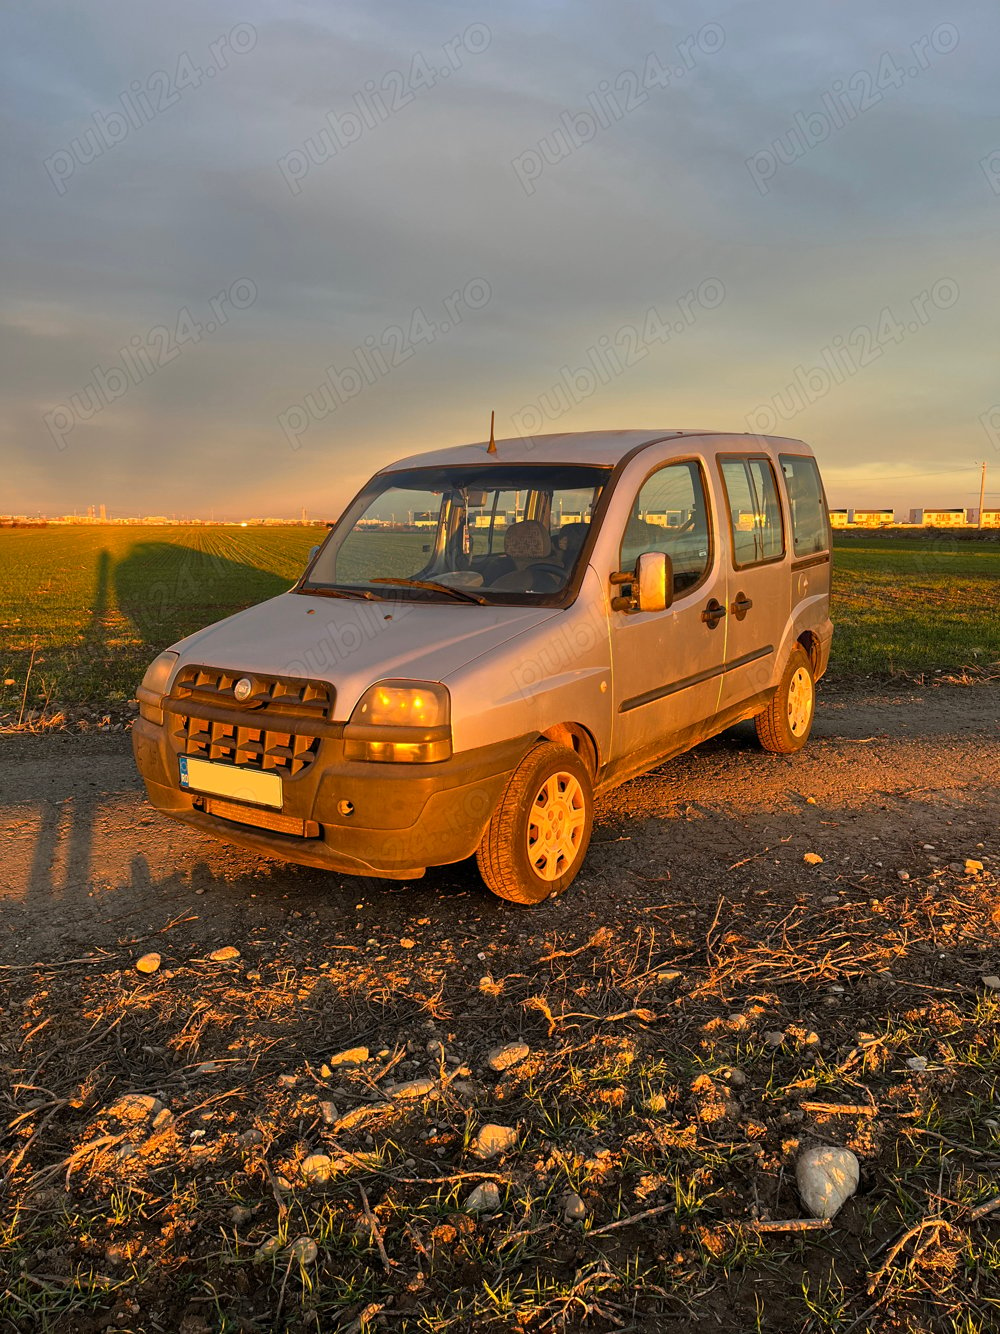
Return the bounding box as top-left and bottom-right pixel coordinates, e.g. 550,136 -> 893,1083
133,430 -> 833,902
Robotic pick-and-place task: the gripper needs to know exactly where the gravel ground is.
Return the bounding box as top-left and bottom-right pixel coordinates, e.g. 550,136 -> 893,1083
1,680 -> 998,1333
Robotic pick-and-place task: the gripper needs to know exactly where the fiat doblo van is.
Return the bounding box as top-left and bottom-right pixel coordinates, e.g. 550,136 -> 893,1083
133,430 -> 832,904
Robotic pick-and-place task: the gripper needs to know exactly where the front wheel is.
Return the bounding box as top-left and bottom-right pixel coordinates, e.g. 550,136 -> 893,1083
755,645 -> 816,754
477,742 -> 594,904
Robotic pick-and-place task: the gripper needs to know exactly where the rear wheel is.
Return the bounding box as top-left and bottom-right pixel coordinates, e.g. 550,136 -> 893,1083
477,742 -> 594,904
755,645 -> 815,754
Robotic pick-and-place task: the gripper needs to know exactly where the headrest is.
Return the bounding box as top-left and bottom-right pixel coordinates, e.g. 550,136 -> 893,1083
504,519 -> 552,560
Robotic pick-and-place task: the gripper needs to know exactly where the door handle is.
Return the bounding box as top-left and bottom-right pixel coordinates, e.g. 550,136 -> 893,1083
731,593 -> 753,621
701,598 -> 726,628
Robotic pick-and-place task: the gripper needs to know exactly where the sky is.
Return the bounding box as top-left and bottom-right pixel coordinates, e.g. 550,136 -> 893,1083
3,0 -> 999,518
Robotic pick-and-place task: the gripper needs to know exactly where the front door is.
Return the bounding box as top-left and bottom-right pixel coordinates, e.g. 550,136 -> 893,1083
716,454 -> 789,715
609,457 -> 728,778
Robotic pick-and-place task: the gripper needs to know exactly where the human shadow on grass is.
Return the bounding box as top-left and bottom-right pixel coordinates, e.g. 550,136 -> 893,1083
114,539 -> 293,658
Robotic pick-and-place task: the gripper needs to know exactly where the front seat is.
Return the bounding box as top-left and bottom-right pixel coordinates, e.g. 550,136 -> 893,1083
491,519 -> 557,591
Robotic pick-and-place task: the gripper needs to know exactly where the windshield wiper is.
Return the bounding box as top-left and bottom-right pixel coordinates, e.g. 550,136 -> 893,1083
369,577 -> 488,605
299,584 -> 385,601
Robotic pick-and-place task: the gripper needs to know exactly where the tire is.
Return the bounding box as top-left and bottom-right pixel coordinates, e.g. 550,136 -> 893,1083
755,645 -> 816,754
476,742 -> 594,905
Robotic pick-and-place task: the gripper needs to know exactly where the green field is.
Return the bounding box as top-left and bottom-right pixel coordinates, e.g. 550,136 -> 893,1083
0,526 -> 997,711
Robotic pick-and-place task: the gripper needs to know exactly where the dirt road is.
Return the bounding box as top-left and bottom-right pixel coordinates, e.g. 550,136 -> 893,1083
2,682 -> 997,957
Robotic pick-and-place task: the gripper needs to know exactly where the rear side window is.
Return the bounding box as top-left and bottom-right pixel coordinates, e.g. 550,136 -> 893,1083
780,454 -> 830,556
621,460 -> 711,594
719,456 -> 784,567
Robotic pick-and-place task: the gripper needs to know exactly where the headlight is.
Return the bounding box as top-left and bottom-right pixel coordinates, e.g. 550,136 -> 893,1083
345,680 -> 451,763
137,651 -> 179,724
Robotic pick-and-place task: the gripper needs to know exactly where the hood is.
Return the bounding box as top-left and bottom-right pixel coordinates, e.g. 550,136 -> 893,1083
169,591 -> 560,716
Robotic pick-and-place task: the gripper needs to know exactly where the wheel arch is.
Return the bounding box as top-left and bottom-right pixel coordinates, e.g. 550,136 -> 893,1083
539,722 -> 599,778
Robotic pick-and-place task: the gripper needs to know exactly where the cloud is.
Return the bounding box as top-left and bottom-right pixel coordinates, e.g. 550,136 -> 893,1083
2,0 -> 998,516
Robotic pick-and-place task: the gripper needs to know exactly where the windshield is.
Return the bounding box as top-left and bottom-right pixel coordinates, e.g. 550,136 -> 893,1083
302,464 -> 611,603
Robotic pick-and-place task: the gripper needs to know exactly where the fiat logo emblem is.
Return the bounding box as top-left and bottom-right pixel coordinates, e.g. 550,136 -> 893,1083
233,677 -> 253,702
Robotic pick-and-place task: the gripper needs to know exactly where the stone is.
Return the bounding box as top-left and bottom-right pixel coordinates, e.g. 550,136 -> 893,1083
319,1100 -> 338,1125
210,946 -> 240,962
982,976 -> 1000,991
391,1078 -> 436,1100
656,970 -> 682,983
796,1146 -> 860,1219
229,1205 -> 253,1225
152,1108 -> 175,1131
487,1041 -> 530,1073
966,859 -> 984,875
302,1153 -> 333,1186
723,1067 -> 747,1087
327,1046 -> 369,1067
255,1235 -> 282,1261
287,1236 -> 318,1264
135,953 -> 161,974
472,1123 -> 517,1159
645,1092 -> 668,1113
108,1093 -> 163,1123
764,1031 -> 786,1048
563,1192 -> 587,1222
400,938 -> 416,950
803,853 -> 824,866
464,1181 -> 501,1213
906,1056 -> 928,1072
334,1102 -> 391,1131
277,1074 -> 298,1088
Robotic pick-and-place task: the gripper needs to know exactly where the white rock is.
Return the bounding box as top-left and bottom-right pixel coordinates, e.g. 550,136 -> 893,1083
906,1056 -> 928,1072
796,1146 -> 860,1219
563,1192 -> 587,1222
464,1181 -> 501,1214
472,1123 -> 517,1159
286,1235 -> 318,1264
302,1153 -> 333,1186
318,1100 -> 339,1125
487,1041 -> 530,1073
391,1077 -> 436,1100
982,976 -> 1000,991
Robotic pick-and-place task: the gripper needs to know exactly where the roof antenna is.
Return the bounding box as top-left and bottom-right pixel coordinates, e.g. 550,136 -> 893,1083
487,410 -> 497,454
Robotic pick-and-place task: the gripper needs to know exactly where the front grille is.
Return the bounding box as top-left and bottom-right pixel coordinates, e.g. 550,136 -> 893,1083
172,666 -> 333,719
169,666 -> 332,779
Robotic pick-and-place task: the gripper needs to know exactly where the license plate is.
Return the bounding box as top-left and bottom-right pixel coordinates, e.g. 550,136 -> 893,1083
178,756 -> 283,810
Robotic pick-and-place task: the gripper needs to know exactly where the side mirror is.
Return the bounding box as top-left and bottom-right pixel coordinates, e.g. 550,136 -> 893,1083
308,545 -> 320,563
636,551 -> 673,613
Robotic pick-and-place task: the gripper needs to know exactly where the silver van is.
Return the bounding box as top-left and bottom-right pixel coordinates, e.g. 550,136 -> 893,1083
133,430 -> 833,904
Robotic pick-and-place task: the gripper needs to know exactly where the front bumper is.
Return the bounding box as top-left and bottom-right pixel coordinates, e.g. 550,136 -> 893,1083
132,714 -> 531,879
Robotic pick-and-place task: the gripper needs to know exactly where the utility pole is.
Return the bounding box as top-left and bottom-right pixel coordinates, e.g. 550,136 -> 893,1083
978,460 -> 987,529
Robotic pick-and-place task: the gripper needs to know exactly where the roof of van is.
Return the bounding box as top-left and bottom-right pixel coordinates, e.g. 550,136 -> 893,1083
384,430 -> 812,471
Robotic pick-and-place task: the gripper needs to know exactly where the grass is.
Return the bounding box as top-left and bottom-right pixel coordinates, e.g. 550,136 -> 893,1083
0,526 -> 997,714
830,533 -> 1000,676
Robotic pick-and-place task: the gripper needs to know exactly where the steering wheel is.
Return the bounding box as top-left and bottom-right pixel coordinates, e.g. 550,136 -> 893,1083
526,562 -> 569,592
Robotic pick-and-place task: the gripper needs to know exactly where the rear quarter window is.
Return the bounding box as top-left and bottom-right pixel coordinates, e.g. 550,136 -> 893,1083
780,455 -> 830,557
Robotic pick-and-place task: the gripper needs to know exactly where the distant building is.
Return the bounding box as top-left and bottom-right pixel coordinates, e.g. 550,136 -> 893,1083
851,508 -> 894,527
911,507 -> 968,526
981,509 -> 1000,528
99,503 -> 107,520
829,509 -> 850,528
